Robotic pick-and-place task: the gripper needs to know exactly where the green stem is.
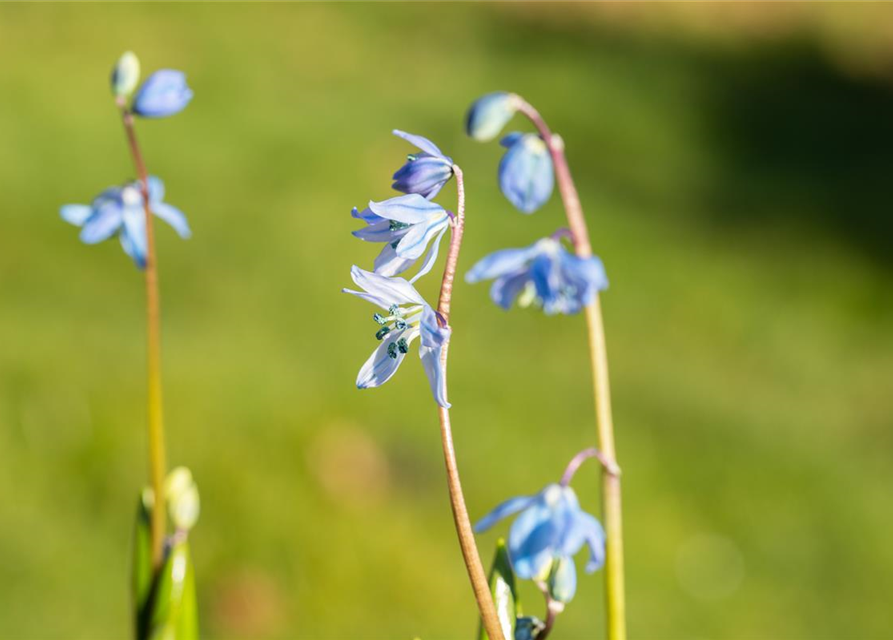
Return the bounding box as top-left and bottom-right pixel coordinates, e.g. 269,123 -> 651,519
437,166 -> 505,640
516,97 -> 627,640
118,100 -> 167,572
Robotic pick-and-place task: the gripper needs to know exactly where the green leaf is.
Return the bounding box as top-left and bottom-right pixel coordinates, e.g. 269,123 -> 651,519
148,538 -> 199,640
479,538 -> 520,640
132,489 -> 154,639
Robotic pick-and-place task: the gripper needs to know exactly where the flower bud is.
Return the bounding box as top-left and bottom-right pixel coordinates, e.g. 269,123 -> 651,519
164,466 -> 200,531
548,555 -> 577,604
465,92 -> 520,142
111,51 -> 140,97
133,69 -> 193,118
498,132 -> 554,214
514,616 -> 546,640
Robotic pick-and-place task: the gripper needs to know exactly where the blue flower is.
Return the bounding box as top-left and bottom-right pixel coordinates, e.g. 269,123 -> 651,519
343,266 -> 451,408
61,177 -> 190,268
352,194 -> 451,283
465,236 -> 607,315
498,132 -> 554,214
475,482 -> 605,603
133,70 -> 193,118
391,130 -> 454,200
466,92 -> 520,142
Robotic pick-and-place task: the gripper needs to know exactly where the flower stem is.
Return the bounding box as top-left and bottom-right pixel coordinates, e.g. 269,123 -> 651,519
436,165 -> 504,640
517,97 -> 627,640
560,447 -> 621,487
118,100 -> 167,572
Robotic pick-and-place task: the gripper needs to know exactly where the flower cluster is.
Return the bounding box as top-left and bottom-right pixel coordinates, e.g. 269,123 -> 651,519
464,93 -> 608,315
61,52 -> 193,268
345,131 -> 456,407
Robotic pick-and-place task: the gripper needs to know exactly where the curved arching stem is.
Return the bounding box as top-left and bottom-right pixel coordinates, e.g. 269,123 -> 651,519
436,165 -> 505,640
118,99 -> 167,572
516,96 -> 627,640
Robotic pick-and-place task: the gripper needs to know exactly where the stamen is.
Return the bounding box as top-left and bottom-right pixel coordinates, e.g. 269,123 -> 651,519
373,313 -> 386,325
387,342 -> 398,359
389,220 -> 411,231
388,304 -> 401,316
397,338 -> 409,354
395,319 -> 407,330
375,326 -> 391,340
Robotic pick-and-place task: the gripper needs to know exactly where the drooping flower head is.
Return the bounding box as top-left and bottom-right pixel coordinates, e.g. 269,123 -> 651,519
391,130 -> 454,200
465,92 -> 521,142
475,480 -> 605,604
352,194 -> 451,283
498,132 -> 554,214
465,234 -> 607,315
133,70 -> 193,118
343,266 -> 451,408
61,177 -> 190,268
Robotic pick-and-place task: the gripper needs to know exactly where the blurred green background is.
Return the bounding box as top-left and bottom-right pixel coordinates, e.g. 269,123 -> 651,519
1,3 -> 892,639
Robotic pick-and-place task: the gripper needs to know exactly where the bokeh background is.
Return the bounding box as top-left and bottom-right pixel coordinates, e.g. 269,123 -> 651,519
1,3 -> 892,639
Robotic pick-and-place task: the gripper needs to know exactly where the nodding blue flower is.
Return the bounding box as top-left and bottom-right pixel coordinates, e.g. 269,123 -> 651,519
60,177 -> 190,269
475,482 -> 605,603
498,132 -> 554,214
465,92 -> 520,142
132,70 -> 193,118
465,235 -> 607,315
391,130 -> 454,200
343,266 -> 451,408
352,194 -> 451,283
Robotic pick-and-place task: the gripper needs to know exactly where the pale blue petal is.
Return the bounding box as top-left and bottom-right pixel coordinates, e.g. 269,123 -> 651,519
510,518 -> 558,580
152,202 -> 191,239
395,214 -> 449,260
409,225 -> 448,284
119,229 -> 146,269
146,176 -> 164,204
489,270 -> 531,310
465,246 -> 537,283
373,243 -> 415,278
474,495 -> 535,533
79,206 -> 123,244
530,253 -> 563,314
369,194 -> 445,225
133,70 -> 193,118
549,555 -> 577,603
353,219 -> 397,243
60,204 -> 93,226
356,329 -> 409,389
579,512 -> 606,573
392,129 -> 446,159
121,205 -> 147,265
419,305 -> 450,349
419,343 -> 449,408
352,206 -> 383,223
349,266 -> 427,307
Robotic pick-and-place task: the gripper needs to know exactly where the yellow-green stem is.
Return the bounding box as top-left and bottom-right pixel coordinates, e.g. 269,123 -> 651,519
517,97 -> 627,640
437,166 -> 505,640
118,102 -> 167,571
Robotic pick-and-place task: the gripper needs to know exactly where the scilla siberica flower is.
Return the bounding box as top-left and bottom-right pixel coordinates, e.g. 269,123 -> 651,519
465,235 -> 607,315
391,130 -> 454,200
465,92 -> 521,142
61,177 -> 190,268
132,70 -> 193,118
498,132 -> 554,214
475,482 -> 605,604
352,194 -> 450,283
343,266 -> 451,408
